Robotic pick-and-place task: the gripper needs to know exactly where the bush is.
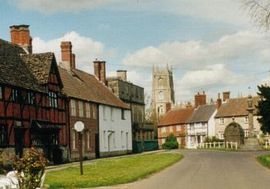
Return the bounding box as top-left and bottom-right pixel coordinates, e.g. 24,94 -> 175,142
162,134 -> 179,149
13,147 -> 48,189
204,136 -> 223,143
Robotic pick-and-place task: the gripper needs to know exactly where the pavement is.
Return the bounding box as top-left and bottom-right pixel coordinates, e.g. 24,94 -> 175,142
89,150 -> 270,189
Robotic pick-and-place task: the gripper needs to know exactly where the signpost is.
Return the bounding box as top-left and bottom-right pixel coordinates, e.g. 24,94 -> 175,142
74,121 -> 85,175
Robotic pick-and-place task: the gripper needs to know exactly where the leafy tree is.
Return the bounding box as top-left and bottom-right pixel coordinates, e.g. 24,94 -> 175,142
13,147 -> 48,189
162,134 -> 179,149
257,85 -> 270,133
243,0 -> 270,30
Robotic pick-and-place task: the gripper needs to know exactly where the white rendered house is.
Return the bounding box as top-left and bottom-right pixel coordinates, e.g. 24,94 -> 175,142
99,104 -> 132,157
186,105 -> 217,149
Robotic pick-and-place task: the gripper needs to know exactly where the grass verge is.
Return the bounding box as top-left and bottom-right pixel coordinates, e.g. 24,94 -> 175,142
45,152 -> 182,188
257,154 -> 270,169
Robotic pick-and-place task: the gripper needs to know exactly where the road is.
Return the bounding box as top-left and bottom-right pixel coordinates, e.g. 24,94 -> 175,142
93,150 -> 270,189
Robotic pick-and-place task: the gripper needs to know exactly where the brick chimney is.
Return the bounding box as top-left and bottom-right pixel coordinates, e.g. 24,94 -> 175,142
10,25 -> 32,54
61,41 -> 76,70
222,91 -> 230,102
216,93 -> 222,109
195,91 -> 206,108
93,59 -> 107,85
117,70 -> 127,81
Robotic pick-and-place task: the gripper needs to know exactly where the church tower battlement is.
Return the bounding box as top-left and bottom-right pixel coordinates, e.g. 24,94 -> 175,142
152,65 -> 175,118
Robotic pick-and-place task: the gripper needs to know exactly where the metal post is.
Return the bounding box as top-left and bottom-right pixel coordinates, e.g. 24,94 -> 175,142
79,132 -> 83,175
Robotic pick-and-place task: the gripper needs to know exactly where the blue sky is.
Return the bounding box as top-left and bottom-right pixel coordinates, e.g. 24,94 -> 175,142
1,0 -> 269,105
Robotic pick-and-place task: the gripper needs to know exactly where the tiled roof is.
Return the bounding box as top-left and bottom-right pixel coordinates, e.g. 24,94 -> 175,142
21,52 -> 55,85
187,104 -> 216,123
0,39 -> 44,92
59,67 -> 129,109
215,96 -> 259,118
158,107 -> 194,126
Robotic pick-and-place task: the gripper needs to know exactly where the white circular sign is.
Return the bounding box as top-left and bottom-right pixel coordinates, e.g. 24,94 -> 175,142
74,121 -> 85,132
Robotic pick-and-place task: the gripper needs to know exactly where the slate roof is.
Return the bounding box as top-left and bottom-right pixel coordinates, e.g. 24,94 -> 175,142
187,104 -> 216,123
0,39 -> 44,92
158,108 -> 194,127
21,52 -> 55,85
59,67 -> 129,109
215,96 -> 260,118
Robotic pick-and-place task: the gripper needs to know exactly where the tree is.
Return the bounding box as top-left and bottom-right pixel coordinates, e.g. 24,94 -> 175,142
243,0 -> 270,30
257,85 -> 270,133
13,148 -> 48,189
162,134 -> 179,149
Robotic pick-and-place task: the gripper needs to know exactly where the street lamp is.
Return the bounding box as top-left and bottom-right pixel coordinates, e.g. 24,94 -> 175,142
74,121 -> 85,175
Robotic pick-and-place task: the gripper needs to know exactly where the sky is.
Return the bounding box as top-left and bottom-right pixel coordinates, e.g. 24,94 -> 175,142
0,0 -> 270,105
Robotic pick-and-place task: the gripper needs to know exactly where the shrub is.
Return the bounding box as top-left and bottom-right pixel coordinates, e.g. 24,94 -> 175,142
204,136 -> 223,143
13,147 -> 48,189
162,134 -> 179,149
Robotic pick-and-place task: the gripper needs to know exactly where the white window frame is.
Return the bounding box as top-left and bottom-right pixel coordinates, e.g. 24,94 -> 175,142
72,130 -> 76,150
78,101 -> 84,117
85,103 -> 91,118
219,118 -> 224,125
70,99 -> 76,116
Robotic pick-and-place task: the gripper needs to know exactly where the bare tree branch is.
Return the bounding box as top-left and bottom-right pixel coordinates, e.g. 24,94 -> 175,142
242,0 -> 270,30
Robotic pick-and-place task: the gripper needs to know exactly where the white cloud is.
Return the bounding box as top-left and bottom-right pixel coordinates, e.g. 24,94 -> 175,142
33,31 -> 114,73
12,0 -> 124,13
174,64 -> 247,102
122,30 -> 270,69
11,0 -> 250,26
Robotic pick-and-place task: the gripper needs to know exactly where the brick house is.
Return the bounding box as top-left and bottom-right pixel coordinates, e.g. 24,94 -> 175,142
58,41 -> 132,159
0,25 -> 68,163
157,107 -> 194,148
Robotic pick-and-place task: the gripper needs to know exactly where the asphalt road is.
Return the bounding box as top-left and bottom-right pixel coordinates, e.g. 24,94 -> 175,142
93,150 -> 270,189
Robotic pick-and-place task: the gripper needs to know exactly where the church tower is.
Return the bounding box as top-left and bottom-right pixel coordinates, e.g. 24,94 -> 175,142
152,65 -> 175,118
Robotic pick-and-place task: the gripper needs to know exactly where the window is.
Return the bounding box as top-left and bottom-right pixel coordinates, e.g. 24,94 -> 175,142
103,106 -> 107,120
113,132 -> 116,148
121,131 -> 124,148
27,92 -> 35,105
111,107 -> 114,121
0,87 -> 2,100
12,89 -> 18,102
85,103 -> 91,118
103,131 -> 107,148
86,131 -> 91,149
158,91 -> 164,100
70,99 -> 76,116
0,126 -> 7,146
72,130 -> 76,150
176,125 -> 181,131
219,118 -> 224,125
219,132 -> 224,140
48,91 -> 57,108
92,104 -> 97,119
78,101 -> 84,117
244,130 -> 249,138
161,127 -> 166,133
121,109 -> 125,120
244,116 -> 248,124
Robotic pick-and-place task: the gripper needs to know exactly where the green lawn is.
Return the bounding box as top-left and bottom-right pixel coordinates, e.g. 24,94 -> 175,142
257,154 -> 270,168
45,152 -> 182,188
